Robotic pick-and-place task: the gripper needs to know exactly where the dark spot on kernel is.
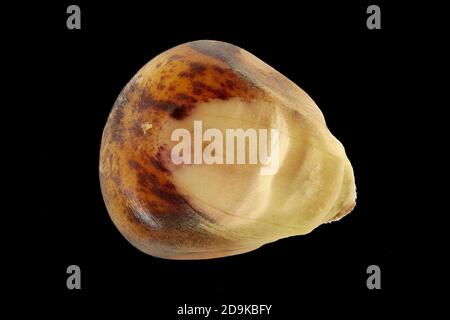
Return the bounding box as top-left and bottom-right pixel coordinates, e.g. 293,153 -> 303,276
189,62 -> 206,75
157,83 -> 165,90
156,62 -> 162,68
171,107 -> 188,120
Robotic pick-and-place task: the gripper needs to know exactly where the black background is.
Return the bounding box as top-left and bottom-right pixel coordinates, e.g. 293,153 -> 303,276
14,0 -> 431,317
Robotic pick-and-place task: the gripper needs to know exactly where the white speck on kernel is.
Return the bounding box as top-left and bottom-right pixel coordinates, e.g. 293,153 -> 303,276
141,122 -> 153,134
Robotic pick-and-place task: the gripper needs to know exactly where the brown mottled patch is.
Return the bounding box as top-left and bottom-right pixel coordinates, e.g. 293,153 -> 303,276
133,168 -> 187,208
167,54 -> 184,62
150,180 -> 186,206
175,93 -> 197,104
192,81 -> 229,100
150,156 -> 170,174
225,79 -> 235,90
131,149 -> 171,177
178,62 -> 207,79
187,41 -> 265,96
112,108 -> 124,127
100,41 -> 278,258
213,65 -> 225,74
135,89 -> 180,114
192,83 -> 203,95
130,44 -> 263,122
130,122 -> 144,137
133,86 -> 198,120
189,62 -> 206,75
137,171 -> 158,192
110,108 -> 124,144
128,159 -> 142,171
